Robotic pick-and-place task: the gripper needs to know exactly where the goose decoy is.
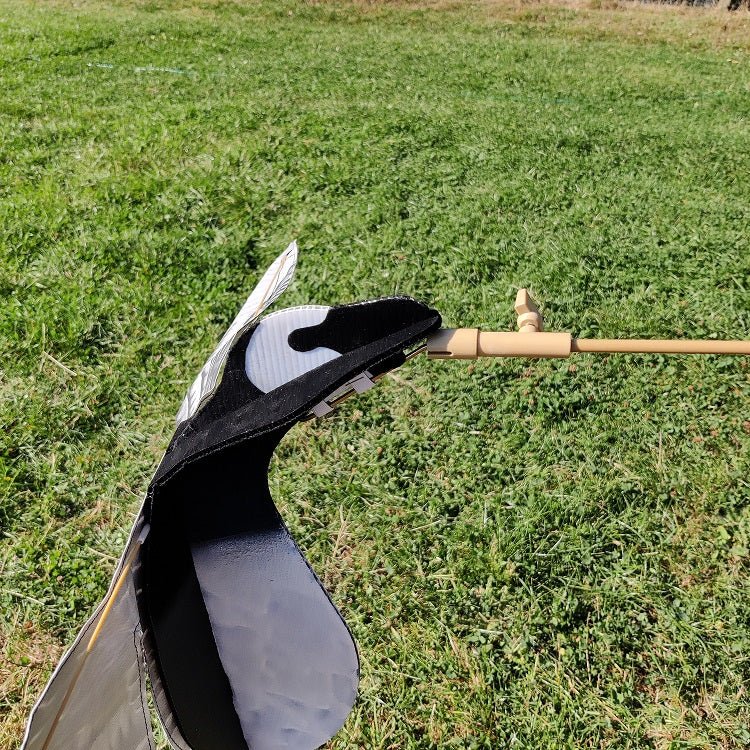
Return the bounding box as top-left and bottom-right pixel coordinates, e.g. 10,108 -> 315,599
22,242 -> 750,750
22,241 -> 441,750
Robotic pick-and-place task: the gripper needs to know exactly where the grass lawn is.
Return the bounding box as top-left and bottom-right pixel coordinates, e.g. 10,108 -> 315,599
1,0 -> 749,747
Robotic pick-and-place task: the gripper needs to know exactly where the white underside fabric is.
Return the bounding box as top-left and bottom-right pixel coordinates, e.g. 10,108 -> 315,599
176,242 -> 299,425
21,569 -> 153,750
190,528 -> 358,750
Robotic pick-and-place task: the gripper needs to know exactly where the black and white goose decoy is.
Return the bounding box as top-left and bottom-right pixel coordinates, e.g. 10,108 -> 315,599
23,242 -> 442,750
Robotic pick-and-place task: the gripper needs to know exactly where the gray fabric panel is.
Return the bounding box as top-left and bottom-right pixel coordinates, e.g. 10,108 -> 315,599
22,575 -> 153,750
191,528 -> 358,750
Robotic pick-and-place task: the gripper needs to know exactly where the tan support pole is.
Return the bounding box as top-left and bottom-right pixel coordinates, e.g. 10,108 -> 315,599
426,331 -> 750,359
571,338 -> 750,355
425,289 -> 750,360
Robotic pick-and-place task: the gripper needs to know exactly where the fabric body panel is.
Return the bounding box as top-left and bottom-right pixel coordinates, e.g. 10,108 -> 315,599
190,527 -> 358,750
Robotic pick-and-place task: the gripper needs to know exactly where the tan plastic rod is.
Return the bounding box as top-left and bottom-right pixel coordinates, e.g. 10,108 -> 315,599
426,329 -> 750,359
571,338 -> 750,355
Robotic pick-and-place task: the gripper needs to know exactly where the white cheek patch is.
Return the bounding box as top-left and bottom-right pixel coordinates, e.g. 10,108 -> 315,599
245,306 -> 342,393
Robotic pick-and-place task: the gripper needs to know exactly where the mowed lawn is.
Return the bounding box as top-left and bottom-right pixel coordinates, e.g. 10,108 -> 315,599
1,0 -> 749,747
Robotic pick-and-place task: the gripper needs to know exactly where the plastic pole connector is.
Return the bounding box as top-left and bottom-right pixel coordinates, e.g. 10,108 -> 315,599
426,328 -> 480,359
426,329 -> 572,359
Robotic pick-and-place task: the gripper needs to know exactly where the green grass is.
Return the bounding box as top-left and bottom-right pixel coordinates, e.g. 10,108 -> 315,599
1,0 -> 749,747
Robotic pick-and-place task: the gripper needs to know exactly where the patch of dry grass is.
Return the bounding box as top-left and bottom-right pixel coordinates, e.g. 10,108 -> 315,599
0,618 -> 63,749
357,0 -> 750,50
